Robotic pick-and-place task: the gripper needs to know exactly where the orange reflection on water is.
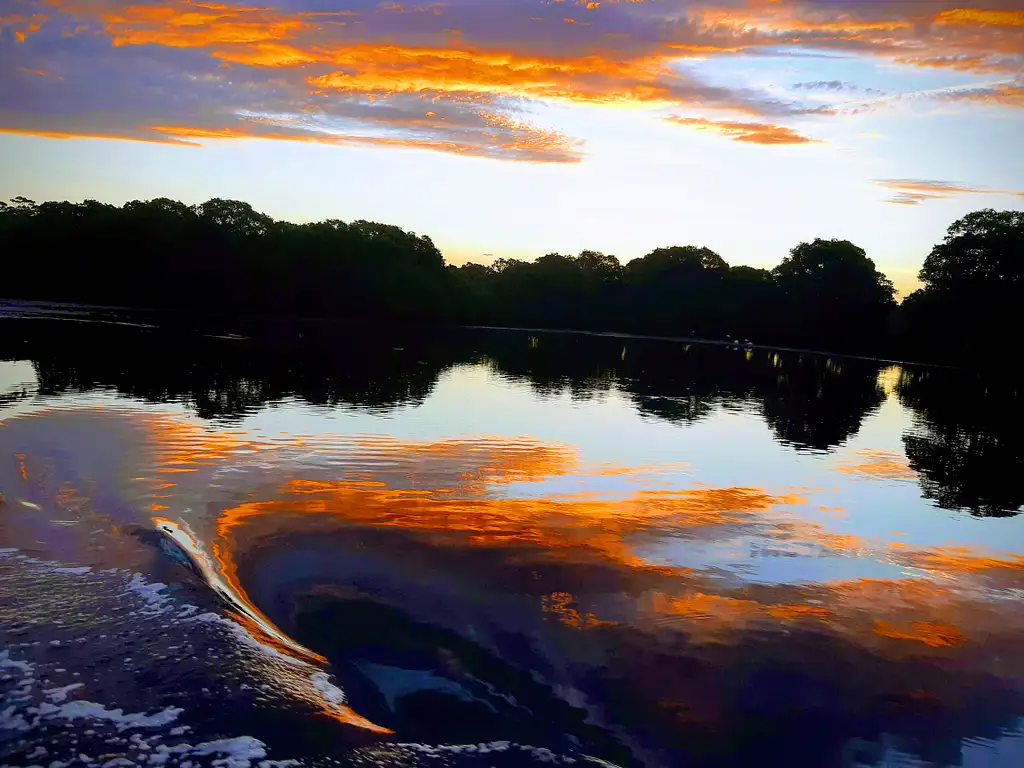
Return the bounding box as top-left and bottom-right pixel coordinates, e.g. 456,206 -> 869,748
541,591 -> 605,629
906,545 -> 1024,574
873,619 -> 968,648
835,448 -> 917,480
649,591 -> 833,630
213,480 -> 806,571
131,416 -> 1024,675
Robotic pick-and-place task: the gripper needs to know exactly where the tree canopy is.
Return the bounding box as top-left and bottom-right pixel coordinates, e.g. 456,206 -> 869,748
899,209 -> 1024,362
1,196 -> 1018,363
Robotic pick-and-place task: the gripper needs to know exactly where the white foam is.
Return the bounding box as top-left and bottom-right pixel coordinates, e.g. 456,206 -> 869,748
0,649 -> 35,674
53,566 -> 92,575
189,612 -> 304,668
44,683 -> 84,703
124,573 -> 173,615
398,741 -> 582,764
38,699 -> 183,731
309,672 -> 346,706
191,736 -> 267,768
1,704 -> 32,731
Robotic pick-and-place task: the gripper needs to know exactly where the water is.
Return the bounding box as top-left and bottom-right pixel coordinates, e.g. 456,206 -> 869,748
2,307 -> 1024,768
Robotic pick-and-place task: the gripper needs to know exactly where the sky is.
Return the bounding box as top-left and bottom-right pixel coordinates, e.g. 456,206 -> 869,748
1,0 -> 1023,295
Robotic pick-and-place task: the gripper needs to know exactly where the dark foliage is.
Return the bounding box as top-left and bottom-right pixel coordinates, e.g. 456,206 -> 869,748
896,209 -> 1024,363
2,197 -> 1020,362
0,196 -> 448,323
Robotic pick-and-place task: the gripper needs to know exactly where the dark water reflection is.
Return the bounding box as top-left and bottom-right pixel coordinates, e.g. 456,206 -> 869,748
2,310 -> 1024,768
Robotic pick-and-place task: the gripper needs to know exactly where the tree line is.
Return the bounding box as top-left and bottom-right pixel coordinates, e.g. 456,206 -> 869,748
1,196 -> 1020,363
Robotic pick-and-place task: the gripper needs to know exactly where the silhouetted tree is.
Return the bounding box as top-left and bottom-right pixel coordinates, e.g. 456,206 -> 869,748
772,239 -> 896,353
899,209 -> 1024,363
3,195 -> 1013,363
621,246 -> 729,337
0,197 -> 448,323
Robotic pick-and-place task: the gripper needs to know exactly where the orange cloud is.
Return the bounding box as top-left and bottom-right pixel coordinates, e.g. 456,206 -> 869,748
687,3 -> 1024,75
0,115 -> 583,163
933,9 -> 1024,28
666,116 -> 818,145
876,178 -> 1024,205
936,82 -> 1024,108
9,0 -> 1018,164
1,11 -> 48,41
691,7 -> 913,35
303,45 -> 690,108
0,126 -> 196,145
16,67 -> 64,79
100,2 -> 309,48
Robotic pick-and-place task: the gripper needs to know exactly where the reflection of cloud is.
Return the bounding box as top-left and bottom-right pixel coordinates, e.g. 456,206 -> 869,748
873,618 -> 967,647
902,545 -> 1024,580
178,428 -> 1024,650
12,404 -> 1024,762
665,115 -> 818,144
215,480 -> 806,571
875,178 -> 1024,205
835,448 -> 917,480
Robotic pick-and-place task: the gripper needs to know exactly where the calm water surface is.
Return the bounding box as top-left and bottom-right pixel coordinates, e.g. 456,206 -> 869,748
2,310 -> 1024,768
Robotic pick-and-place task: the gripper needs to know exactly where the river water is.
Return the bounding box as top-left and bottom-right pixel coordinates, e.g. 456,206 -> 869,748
2,308 -> 1023,768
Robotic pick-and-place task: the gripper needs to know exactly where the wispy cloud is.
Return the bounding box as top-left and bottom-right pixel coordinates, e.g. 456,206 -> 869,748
876,179 -> 1024,206
1,0 -> 1022,161
792,80 -> 884,96
666,116 -> 818,145
793,81 -> 853,91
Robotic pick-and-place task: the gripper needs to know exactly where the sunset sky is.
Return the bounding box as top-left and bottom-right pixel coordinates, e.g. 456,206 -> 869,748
1,0 -> 1022,295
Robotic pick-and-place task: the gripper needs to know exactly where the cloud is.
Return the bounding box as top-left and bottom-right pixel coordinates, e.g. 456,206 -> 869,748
793,80 -> 852,91
685,1 -> 1024,75
666,115 -> 818,145
792,80 -> 884,96
1,0 -> 1022,161
933,8 -> 1024,27
875,178 -> 1024,205
934,81 -> 1024,109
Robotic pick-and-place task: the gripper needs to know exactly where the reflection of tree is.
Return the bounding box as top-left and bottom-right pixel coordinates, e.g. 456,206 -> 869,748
761,356 -> 886,452
898,370 -> 1024,517
2,319 -> 450,419
3,319 -> 888,451
471,330 -> 885,445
